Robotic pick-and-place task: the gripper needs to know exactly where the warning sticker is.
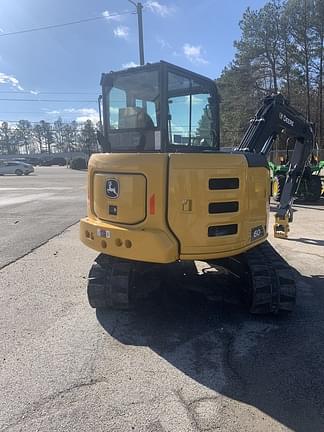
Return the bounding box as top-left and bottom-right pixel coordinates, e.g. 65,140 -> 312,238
97,229 -> 111,239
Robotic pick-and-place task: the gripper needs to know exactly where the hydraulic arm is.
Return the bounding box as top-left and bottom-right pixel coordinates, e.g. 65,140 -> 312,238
236,94 -> 314,238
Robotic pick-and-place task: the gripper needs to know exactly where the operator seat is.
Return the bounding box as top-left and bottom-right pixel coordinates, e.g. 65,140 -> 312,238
118,107 -> 154,129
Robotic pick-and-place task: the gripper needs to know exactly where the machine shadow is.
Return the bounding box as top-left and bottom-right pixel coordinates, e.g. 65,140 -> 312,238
288,237 -> 324,246
270,204 -> 298,213
270,198 -> 324,213
293,197 -> 324,209
96,271 -> 324,432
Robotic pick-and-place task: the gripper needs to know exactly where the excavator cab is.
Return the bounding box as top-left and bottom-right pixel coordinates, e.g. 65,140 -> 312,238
85,61 -> 269,262
81,61 -> 313,314
98,61 -> 220,153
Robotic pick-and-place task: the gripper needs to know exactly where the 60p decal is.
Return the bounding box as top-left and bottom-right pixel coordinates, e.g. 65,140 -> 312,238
251,225 -> 265,241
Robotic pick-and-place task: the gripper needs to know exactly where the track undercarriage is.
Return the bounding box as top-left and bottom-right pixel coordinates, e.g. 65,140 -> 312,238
87,241 -> 296,315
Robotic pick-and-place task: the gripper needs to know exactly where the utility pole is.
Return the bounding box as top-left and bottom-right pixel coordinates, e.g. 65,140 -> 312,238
128,1 -> 145,65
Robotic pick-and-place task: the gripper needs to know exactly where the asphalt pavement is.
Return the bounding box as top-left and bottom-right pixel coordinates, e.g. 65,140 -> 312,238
0,176 -> 324,431
0,166 -> 86,268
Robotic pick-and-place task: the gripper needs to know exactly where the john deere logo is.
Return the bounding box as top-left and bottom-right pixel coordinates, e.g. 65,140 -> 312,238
106,179 -> 119,199
279,112 -> 294,127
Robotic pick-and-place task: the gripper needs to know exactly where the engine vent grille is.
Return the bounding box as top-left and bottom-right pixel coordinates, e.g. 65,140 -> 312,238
209,178 -> 239,190
209,201 -> 239,214
208,224 -> 238,237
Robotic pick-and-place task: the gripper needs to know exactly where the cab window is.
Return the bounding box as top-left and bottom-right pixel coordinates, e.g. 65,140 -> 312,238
167,72 -> 214,148
107,70 -> 159,131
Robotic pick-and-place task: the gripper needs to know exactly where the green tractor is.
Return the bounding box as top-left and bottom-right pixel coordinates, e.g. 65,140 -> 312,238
269,156 -> 324,202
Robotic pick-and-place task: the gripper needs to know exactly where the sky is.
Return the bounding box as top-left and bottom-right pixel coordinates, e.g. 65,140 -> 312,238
0,0 -> 269,125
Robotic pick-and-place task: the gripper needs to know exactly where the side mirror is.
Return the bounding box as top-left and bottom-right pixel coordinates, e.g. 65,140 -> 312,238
98,95 -> 103,129
205,104 -> 213,120
97,130 -> 110,153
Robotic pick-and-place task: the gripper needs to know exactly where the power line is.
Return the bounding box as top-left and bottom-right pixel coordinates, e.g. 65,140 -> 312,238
0,111 -> 47,114
0,11 -> 134,37
0,91 -> 98,95
0,119 -> 97,125
0,111 -> 98,114
0,98 -> 97,103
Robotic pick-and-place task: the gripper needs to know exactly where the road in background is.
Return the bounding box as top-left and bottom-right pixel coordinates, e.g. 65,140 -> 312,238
0,200 -> 323,431
0,166 -> 86,268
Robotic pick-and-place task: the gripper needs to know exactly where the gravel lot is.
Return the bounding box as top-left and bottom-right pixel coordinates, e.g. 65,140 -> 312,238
0,166 -> 86,268
1,169 -> 323,431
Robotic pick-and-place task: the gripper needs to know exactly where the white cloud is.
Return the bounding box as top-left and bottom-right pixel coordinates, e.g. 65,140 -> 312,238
186,95 -> 205,105
183,43 -> 209,65
76,115 -> 99,124
46,107 -> 99,123
0,72 -> 24,90
77,108 -> 98,117
171,124 -> 188,135
63,108 -> 98,116
110,107 -> 119,115
30,90 -> 39,95
113,26 -> 129,39
102,10 -> 122,22
0,28 -> 4,33
145,1 -> 175,17
156,36 -> 171,49
122,61 -> 138,69
61,108 -> 75,114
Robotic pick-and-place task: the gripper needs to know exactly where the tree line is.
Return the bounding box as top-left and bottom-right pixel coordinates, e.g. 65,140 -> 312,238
1,0 -> 322,156
217,0 -> 323,150
0,118 -> 99,155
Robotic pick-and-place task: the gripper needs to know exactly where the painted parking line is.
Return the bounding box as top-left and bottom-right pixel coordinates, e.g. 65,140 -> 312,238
0,187 -> 73,191
0,193 -> 54,207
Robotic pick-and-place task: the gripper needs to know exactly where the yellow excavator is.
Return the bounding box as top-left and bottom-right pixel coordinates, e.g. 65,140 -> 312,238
80,61 -> 313,314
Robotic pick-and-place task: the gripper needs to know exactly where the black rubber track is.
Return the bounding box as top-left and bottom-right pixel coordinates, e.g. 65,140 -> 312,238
87,255 -> 134,310
245,241 -> 296,314
305,175 -> 322,202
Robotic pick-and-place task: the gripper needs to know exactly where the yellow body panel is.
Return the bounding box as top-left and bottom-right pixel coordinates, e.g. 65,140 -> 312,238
80,217 -> 178,263
80,153 -> 270,263
81,153 -> 179,263
93,172 -> 146,224
168,154 -> 269,259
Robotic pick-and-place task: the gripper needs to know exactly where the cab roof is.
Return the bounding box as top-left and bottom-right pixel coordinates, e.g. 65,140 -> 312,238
100,60 -> 217,92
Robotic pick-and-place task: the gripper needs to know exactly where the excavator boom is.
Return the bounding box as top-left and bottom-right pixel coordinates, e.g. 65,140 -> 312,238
235,94 -> 314,237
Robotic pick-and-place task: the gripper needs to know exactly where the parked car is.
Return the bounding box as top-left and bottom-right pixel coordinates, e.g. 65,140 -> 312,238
0,160 -> 34,176
40,157 -> 66,166
70,157 -> 87,170
24,157 -> 41,166
11,157 -> 40,166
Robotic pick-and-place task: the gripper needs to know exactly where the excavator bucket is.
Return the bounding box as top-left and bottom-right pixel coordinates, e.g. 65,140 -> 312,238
273,214 -> 290,239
